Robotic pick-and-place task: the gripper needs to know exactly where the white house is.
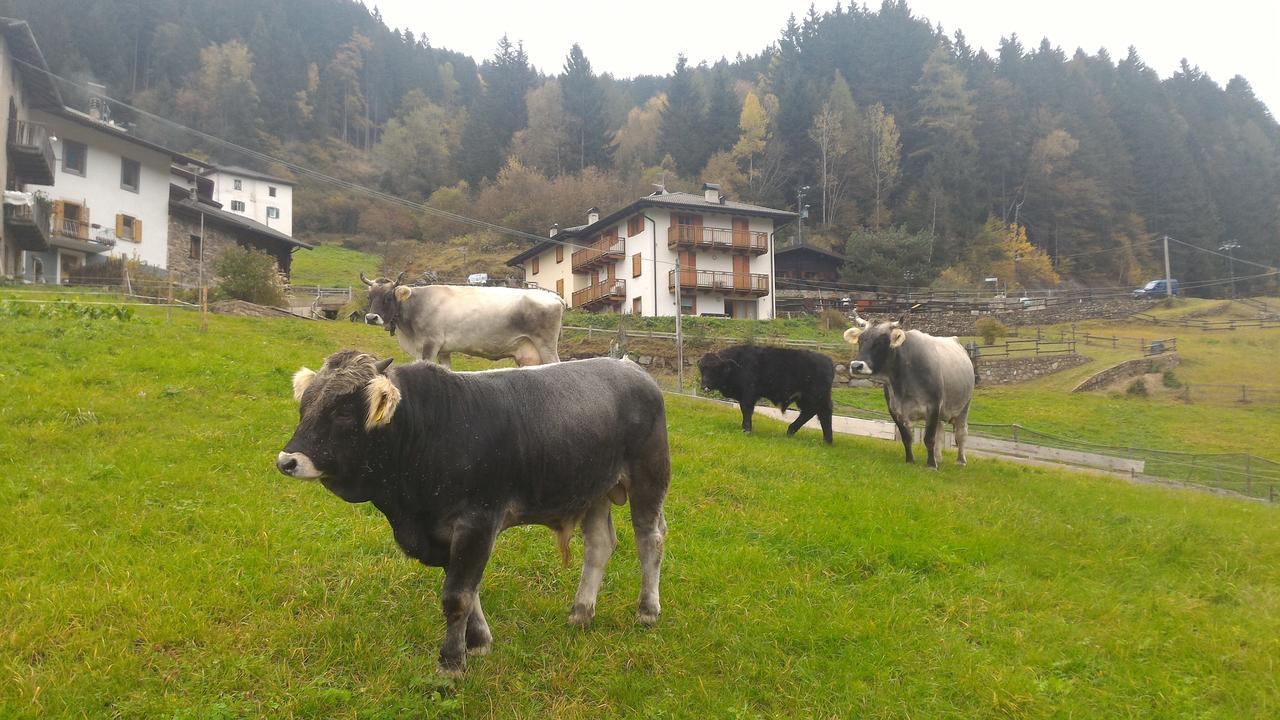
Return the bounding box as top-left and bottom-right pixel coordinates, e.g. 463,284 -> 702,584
1,18 -> 61,281
23,106 -> 203,282
507,185 -> 795,319
203,164 -> 295,237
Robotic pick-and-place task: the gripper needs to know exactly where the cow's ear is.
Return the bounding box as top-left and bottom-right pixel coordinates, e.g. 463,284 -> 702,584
394,285 -> 413,302
292,367 -> 315,402
364,375 -> 401,430
843,327 -> 862,345
890,328 -> 907,348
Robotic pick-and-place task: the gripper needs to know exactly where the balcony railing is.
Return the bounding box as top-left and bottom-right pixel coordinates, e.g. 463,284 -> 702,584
6,120 -> 56,185
571,235 -> 625,272
3,200 -> 52,251
668,269 -> 770,296
572,278 -> 627,309
55,216 -> 92,240
668,224 -> 768,254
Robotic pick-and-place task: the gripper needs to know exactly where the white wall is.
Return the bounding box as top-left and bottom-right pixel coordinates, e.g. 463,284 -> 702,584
27,109 -> 173,270
208,170 -> 293,236
517,207 -> 778,319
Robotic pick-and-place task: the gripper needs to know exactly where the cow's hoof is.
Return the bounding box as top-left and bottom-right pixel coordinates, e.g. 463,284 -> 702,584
437,659 -> 466,679
637,603 -> 660,626
567,603 -> 595,628
956,459 -> 967,467
466,642 -> 491,657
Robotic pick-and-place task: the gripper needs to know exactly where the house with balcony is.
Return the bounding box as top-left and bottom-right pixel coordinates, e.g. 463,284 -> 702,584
1,18 -> 62,281
202,164 -> 296,237
507,185 -> 795,319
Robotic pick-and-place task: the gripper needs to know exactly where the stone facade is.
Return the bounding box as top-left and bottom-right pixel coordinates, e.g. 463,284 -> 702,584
976,355 -> 1091,385
167,209 -> 292,286
863,298 -> 1157,337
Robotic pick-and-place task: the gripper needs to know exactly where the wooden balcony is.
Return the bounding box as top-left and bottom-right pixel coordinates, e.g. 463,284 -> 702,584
3,201 -> 51,251
572,278 -> 626,310
7,120 -> 55,186
571,236 -> 624,273
668,269 -> 769,297
667,224 -> 768,255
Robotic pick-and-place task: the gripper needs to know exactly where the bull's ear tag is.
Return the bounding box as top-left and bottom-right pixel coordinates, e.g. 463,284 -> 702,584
292,367 -> 316,402
890,328 -> 907,348
364,375 -> 402,430
843,327 -> 862,345
394,285 -> 412,302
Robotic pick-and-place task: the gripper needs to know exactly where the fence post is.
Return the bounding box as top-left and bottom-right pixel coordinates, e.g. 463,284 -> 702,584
1012,424 -> 1020,444
1271,485 -> 1276,503
1246,455 -> 1253,495
1241,385 -> 1248,403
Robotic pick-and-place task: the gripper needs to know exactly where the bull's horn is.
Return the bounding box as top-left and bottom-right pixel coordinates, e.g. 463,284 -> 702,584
359,271 -> 374,287
374,357 -> 394,374
394,271 -> 407,286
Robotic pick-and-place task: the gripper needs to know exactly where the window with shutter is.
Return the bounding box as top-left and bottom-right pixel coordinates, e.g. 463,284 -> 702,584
556,245 -> 564,263
531,256 -> 539,274
632,252 -> 641,278
555,278 -> 564,297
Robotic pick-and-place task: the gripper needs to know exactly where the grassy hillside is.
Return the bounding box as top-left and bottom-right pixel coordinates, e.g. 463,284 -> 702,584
1,297 -> 1278,718
290,243 -> 382,288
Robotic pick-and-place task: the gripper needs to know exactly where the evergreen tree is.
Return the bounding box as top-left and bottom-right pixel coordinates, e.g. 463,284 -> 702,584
660,54 -> 708,176
560,43 -> 614,170
459,36 -> 536,183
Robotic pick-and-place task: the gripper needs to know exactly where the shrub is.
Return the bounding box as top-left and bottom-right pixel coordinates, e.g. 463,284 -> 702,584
1126,378 -> 1149,397
820,308 -> 847,332
1162,370 -> 1182,389
975,317 -> 1009,345
214,246 -> 286,306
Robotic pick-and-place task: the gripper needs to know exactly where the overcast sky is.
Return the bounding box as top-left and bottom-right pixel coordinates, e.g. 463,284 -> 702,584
376,0 -> 1279,113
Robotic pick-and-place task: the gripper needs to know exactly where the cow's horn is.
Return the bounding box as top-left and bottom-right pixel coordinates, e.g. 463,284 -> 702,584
374,357 -> 394,374
851,309 -> 868,328
359,271 -> 373,287
394,271 -> 407,286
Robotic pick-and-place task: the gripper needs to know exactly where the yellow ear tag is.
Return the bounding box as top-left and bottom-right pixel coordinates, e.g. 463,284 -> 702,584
373,401 -> 388,424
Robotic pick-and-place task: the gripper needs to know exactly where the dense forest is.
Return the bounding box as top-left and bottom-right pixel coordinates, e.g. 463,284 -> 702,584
5,0 -> 1278,291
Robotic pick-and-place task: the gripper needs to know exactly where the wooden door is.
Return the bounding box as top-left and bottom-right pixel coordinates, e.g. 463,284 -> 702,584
733,254 -> 750,290
732,217 -> 749,250
679,250 -> 697,288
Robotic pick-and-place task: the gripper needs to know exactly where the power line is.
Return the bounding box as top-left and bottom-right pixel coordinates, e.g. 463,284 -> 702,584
1165,236 -> 1276,271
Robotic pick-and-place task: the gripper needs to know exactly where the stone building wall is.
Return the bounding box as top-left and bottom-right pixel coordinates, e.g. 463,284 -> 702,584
167,212 -> 290,286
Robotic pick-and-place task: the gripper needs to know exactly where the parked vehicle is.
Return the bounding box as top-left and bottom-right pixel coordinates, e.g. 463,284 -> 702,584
1133,279 -> 1179,298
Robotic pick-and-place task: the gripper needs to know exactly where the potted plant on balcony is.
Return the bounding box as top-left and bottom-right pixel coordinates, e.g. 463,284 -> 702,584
31,190 -> 53,230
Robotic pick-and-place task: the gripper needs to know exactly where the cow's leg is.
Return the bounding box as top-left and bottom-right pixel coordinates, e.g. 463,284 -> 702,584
438,351 -> 453,369
437,525 -> 496,678
923,407 -> 942,470
786,401 -> 818,437
466,592 -> 493,655
628,421 -> 670,626
420,342 -> 441,365
890,410 -> 914,463
818,395 -> 834,445
954,404 -> 971,466
536,338 -> 561,364
739,396 -> 757,433
568,496 -> 618,627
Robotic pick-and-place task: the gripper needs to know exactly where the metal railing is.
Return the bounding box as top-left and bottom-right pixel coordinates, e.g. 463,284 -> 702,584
572,278 -> 626,308
668,269 -> 769,295
668,224 -> 769,254
55,216 -> 92,240
570,235 -> 624,272
3,200 -> 51,234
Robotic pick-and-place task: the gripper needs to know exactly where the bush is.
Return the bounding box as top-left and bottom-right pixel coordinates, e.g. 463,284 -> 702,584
975,317 -> 1009,345
214,246 -> 286,306
1126,378 -> 1149,397
1162,370 -> 1182,389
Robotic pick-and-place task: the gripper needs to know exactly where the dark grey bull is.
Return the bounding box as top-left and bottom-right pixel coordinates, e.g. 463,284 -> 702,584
276,351 -> 670,677
844,311 -> 974,468
361,272 -> 564,367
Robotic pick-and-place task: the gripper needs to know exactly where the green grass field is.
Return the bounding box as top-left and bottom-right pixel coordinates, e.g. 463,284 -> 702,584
290,244 -> 382,288
2,298 -> 1279,718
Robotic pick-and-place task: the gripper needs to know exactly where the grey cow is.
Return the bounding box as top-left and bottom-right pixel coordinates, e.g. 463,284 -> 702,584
361,272 -> 564,367
843,311 -> 974,468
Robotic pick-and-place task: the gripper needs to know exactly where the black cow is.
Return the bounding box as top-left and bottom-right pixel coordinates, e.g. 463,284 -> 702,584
698,345 -> 835,444
276,351 -> 670,677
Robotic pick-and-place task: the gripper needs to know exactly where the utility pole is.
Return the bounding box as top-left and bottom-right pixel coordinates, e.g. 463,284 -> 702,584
796,185 -> 810,246
1219,240 -> 1240,298
1162,235 -> 1172,298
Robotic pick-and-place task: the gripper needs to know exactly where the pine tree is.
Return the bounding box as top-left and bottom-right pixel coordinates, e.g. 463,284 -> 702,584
660,55 -> 708,176
561,44 -> 614,170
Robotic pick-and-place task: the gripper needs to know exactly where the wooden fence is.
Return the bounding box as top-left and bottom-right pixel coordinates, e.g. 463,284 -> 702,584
1132,312 -> 1280,331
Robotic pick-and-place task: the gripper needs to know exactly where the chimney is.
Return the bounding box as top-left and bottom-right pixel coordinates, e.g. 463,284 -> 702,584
87,82 -> 111,123
549,223 -> 559,238
703,182 -> 723,204
587,207 -> 600,225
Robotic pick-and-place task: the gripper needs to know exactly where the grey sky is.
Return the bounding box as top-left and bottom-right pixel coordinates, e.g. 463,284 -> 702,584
379,1 -> 1279,113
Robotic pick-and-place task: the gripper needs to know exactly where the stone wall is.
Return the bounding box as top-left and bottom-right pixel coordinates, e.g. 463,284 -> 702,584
976,354 -> 1091,385
1072,352 -> 1180,393
871,298 -> 1157,337
167,211 -> 292,286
